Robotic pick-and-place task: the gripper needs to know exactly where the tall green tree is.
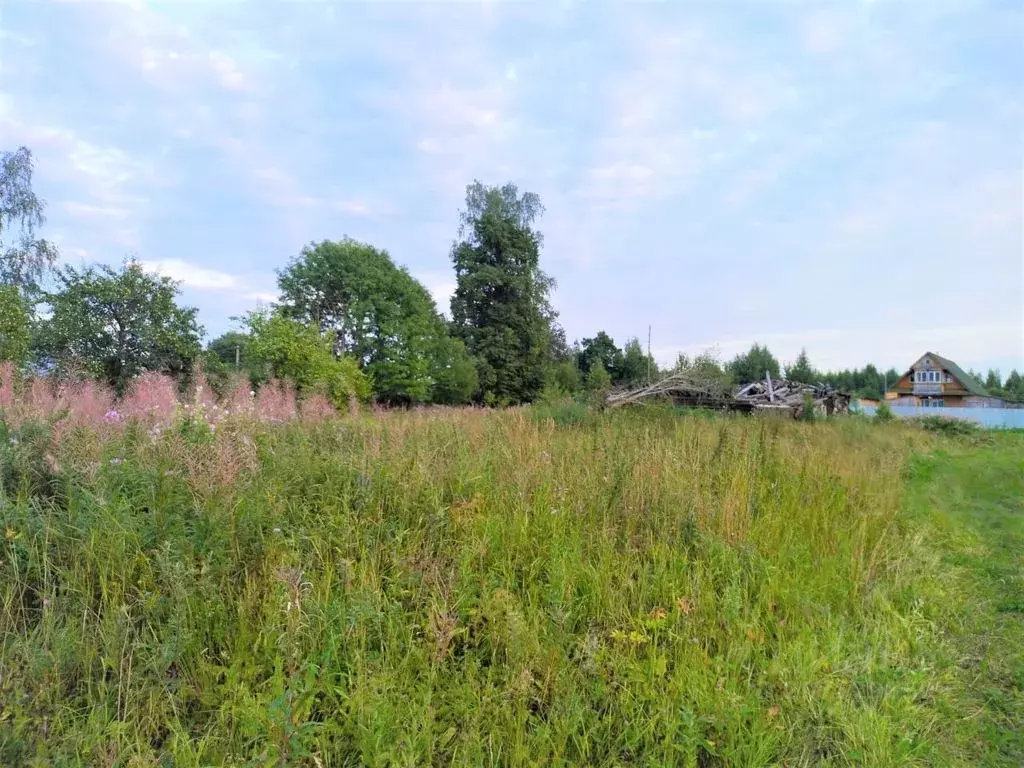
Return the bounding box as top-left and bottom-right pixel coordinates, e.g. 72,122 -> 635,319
278,238 -> 447,404
618,337 -> 657,387
35,261 -> 202,394
785,348 -> 816,384
577,331 -> 622,379
727,343 -> 781,385
0,284 -> 30,365
985,369 -> 1002,392
244,309 -> 369,406
1,147 -> 59,293
1004,369 -> 1024,402
449,181 -> 555,405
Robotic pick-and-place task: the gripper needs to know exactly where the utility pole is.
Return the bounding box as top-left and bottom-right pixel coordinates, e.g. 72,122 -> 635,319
647,325 -> 652,383
235,345 -> 240,370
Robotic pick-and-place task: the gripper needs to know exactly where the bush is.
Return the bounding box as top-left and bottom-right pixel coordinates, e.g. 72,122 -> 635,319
915,415 -> 980,437
244,311 -> 370,408
875,401 -> 894,423
800,392 -> 816,422
529,398 -> 592,427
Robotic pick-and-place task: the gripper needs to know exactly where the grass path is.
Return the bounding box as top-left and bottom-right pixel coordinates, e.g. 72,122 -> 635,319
903,433 -> 1024,766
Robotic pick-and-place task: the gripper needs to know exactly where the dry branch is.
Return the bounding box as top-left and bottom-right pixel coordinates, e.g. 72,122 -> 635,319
607,369 -> 851,418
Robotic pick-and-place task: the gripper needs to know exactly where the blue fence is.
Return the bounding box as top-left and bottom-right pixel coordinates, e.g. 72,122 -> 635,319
856,405 -> 1024,429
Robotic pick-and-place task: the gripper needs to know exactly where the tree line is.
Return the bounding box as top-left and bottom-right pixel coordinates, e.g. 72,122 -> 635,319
2,145 -> 1023,407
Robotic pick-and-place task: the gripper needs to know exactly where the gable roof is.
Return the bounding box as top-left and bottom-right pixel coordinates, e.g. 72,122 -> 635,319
905,351 -> 990,397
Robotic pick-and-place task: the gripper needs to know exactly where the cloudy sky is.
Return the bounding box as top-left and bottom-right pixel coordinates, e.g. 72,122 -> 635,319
2,0 -> 1022,374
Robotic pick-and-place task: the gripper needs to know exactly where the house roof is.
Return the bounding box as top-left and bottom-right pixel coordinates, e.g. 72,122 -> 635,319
903,351 -> 990,397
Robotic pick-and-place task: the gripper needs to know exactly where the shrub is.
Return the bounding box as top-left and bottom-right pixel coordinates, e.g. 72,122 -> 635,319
244,310 -> 370,408
915,414 -> 980,437
529,398 -> 592,426
800,392 -> 816,422
875,400 -> 894,423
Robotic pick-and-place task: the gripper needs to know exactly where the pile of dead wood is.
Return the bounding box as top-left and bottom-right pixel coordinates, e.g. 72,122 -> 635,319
605,372 -> 734,410
606,370 -> 851,418
734,377 -> 851,416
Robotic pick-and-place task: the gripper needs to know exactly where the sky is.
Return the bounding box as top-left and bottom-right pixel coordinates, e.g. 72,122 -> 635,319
2,0 -> 1022,375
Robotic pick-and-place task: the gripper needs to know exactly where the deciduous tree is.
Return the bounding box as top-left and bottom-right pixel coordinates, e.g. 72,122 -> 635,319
207,331 -> 251,370
244,310 -> 369,406
1,147 -> 58,293
429,335 -> 479,405
278,238 -> 445,404
449,181 -> 556,404
35,261 -> 202,394
0,285 -> 30,365
577,331 -> 622,379
618,337 -> 657,387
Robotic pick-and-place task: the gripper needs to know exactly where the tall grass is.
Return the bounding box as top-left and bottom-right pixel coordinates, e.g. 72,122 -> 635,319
0,395 -> 1002,765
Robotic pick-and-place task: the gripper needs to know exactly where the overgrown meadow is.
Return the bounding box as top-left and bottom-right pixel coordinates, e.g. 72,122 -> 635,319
0,365 -> 1020,766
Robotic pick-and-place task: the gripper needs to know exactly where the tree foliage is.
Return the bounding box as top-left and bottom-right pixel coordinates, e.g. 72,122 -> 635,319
449,181 -> 555,405
35,261 -> 202,394
1002,370 -> 1024,403
785,348 -> 816,384
279,238 -> 446,404
688,350 -> 735,395
244,310 -> 369,406
429,334 -> 479,405
618,337 -> 657,387
0,147 -> 58,293
207,331 -> 251,370
544,360 -> 582,397
585,360 -> 611,393
577,331 -> 622,379
728,343 -> 781,385
0,284 -> 30,365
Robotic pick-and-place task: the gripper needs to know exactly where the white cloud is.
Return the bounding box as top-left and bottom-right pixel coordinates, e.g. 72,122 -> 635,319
60,201 -> 131,221
141,259 -> 237,290
334,200 -> 370,216
415,270 -> 457,313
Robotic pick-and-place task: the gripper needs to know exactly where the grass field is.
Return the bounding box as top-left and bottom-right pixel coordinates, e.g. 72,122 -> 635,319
0,403 -> 1020,766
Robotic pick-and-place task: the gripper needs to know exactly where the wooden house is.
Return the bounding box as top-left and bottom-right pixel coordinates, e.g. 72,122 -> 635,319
887,352 -> 1003,408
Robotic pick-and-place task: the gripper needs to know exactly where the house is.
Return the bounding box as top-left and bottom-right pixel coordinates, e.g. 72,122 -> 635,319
886,352 -> 1003,408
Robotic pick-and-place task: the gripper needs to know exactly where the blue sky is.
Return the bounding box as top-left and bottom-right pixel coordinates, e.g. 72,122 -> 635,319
2,0 -> 1022,375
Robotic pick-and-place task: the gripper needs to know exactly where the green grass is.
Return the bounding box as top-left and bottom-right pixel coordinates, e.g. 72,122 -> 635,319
0,408 -> 1020,766
899,432 -> 1023,765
